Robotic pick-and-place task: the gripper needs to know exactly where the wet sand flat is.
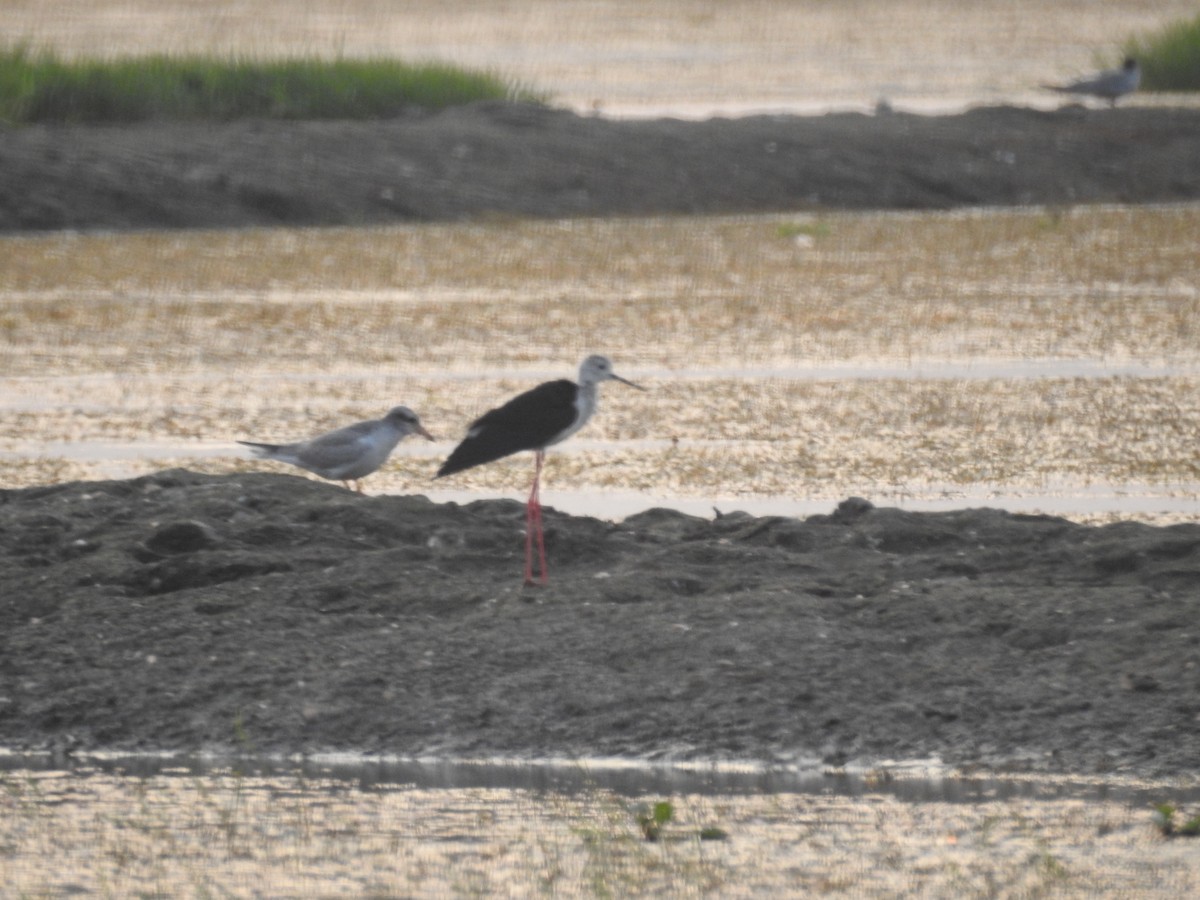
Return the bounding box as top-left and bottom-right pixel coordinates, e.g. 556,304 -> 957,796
7,0 -> 1199,114
2,207 -> 1198,523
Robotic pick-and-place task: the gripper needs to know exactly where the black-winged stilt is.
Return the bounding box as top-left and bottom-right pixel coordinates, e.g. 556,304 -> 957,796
1044,58 -> 1140,106
239,405 -> 434,492
436,355 -> 644,585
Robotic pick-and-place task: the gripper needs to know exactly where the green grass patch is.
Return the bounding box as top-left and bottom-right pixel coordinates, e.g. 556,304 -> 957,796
0,42 -> 544,124
1123,13 -> 1200,91
1153,803 -> 1200,837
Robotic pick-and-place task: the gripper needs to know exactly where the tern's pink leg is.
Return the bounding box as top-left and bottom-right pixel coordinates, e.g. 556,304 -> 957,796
524,450 -> 548,586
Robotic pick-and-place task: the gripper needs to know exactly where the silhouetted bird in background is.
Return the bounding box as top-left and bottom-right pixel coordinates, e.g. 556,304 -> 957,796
1045,58 -> 1140,106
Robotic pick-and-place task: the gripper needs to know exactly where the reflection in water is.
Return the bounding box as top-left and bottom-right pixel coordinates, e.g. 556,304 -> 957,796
3,750 -> 1198,806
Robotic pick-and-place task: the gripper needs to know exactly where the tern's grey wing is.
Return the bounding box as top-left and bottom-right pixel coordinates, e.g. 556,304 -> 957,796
294,424 -> 379,473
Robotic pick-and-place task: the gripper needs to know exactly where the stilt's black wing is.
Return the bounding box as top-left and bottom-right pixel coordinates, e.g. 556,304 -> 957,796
436,379 -> 577,477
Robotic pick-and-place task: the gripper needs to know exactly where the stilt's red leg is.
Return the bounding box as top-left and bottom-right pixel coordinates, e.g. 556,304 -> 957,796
533,451 -> 548,583
524,490 -> 535,585
524,450 -> 548,586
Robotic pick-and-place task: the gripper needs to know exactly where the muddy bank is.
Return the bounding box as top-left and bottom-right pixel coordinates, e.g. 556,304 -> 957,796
2,103 -> 1200,232
1,470 -> 1198,776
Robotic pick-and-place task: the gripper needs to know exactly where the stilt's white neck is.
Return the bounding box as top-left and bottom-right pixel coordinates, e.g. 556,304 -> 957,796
559,379 -> 597,445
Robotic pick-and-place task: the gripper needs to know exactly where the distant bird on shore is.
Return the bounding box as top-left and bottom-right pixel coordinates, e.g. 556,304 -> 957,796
1044,58 -> 1140,106
436,355 -> 644,585
239,406 -> 434,492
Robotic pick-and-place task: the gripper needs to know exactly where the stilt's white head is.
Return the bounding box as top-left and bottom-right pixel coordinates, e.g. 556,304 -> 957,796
578,355 -> 644,390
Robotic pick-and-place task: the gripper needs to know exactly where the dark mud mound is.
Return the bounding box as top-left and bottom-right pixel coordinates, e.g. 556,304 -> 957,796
2,470 -> 1198,776
2,103 -> 1200,232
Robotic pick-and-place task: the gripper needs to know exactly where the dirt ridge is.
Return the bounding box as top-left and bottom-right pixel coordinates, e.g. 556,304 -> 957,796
2,470 -> 1198,776
3,103 -> 1200,232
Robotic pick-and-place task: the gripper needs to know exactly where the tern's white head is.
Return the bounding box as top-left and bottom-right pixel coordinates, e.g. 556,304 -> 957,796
383,405 -> 435,441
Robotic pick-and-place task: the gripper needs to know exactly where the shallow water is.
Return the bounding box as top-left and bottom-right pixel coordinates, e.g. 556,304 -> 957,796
4,437 -> 1199,524
3,753 -> 1198,897
425,484 -> 1200,524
